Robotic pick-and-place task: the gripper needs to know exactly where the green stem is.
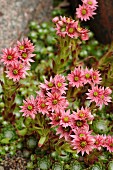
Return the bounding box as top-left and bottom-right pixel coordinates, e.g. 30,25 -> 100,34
98,41 -> 113,67
53,37 -> 71,74
2,68 -> 20,122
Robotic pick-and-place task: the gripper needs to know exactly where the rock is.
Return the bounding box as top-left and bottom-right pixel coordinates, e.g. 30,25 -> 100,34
0,0 -> 53,52
0,166 -> 4,170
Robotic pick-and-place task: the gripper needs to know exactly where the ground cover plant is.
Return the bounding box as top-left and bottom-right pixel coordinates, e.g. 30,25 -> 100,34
0,0 -> 113,169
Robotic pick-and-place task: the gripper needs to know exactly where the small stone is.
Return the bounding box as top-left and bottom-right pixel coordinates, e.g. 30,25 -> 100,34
0,166 -> 4,170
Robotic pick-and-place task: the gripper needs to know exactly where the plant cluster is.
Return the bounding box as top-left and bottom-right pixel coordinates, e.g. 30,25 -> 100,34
0,0 -> 113,169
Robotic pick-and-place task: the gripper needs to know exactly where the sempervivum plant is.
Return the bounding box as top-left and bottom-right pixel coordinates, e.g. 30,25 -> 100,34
70,160 -> 83,170
37,156 -> 51,170
108,161 -> 113,170
92,119 -> 110,134
0,124 -> 18,144
52,162 -> 63,170
0,0 -> 113,169
89,164 -> 103,170
26,136 -> 38,150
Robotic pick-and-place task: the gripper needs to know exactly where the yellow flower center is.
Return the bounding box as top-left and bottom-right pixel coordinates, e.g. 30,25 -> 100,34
93,75 -> 97,80
74,76 -> 79,81
95,141 -> 99,145
80,141 -> 87,147
19,45 -> 24,50
48,82 -> 53,88
88,1 -> 93,5
76,120 -> 83,127
13,69 -> 18,75
22,53 -> 27,59
82,9 -> 87,15
101,95 -> 104,99
93,91 -> 98,96
41,103 -> 46,108
7,55 -> 12,60
77,27 -> 82,31
79,112 -> 85,117
68,27 -> 74,34
79,134 -> 85,137
52,99 -> 58,105
27,105 -> 33,110
85,73 -> 90,79
57,82 -> 62,88
63,116 -> 69,123
66,18 -> 71,23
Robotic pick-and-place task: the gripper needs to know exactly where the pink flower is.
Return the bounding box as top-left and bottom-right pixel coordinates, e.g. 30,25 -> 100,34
91,69 -> 102,85
83,67 -> 92,84
83,68 -> 102,85
46,92 -> 68,112
1,48 -> 18,66
66,22 -> 79,38
20,95 -> 37,119
36,96 -> 48,115
5,61 -> 29,82
71,134 -> 95,155
60,110 -> 72,128
71,117 -> 89,130
67,67 -> 84,88
40,77 -> 54,91
80,32 -> 89,41
104,136 -> 113,153
71,127 -> 91,139
97,87 -> 112,108
56,125 -> 72,141
82,0 -> 98,9
73,107 -> 94,121
19,53 -> 35,66
76,25 -> 89,41
49,112 -> 61,127
86,86 -> 102,106
104,87 -> 112,95
93,135 -> 104,150
54,74 -> 68,94
55,23 -> 67,37
86,86 -> 112,108
60,16 -> 75,24
52,16 -> 59,23
76,4 -> 96,21
16,38 -> 34,54
55,16 -> 75,37
76,26 -> 89,34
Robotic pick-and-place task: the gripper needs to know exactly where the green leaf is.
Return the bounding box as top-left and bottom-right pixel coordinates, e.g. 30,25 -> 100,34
0,138 -> 10,144
38,136 -> 46,147
17,128 -> 27,136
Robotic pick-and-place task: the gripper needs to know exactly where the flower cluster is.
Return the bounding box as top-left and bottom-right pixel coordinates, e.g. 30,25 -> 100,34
20,67 -> 112,155
87,86 -> 112,108
76,0 -> 98,21
20,74 -> 69,119
52,16 -> 89,40
0,38 -> 35,82
55,107 -> 94,142
71,132 -> 113,155
67,67 -> 112,108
